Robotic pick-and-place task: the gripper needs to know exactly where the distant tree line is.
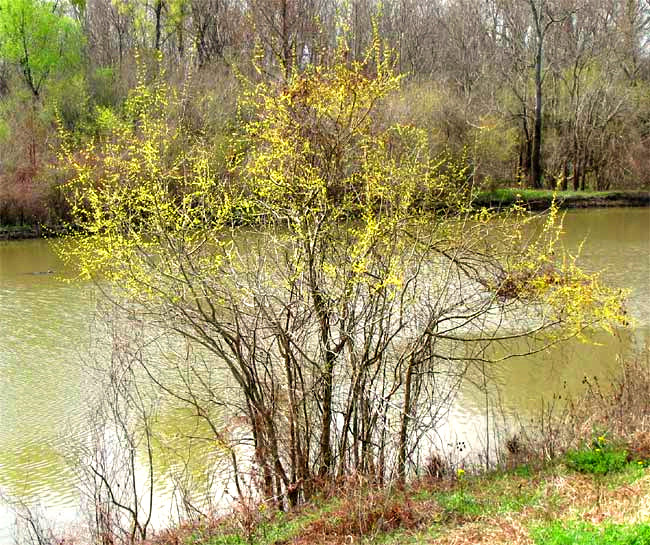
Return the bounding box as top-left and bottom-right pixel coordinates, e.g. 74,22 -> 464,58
0,0 -> 649,226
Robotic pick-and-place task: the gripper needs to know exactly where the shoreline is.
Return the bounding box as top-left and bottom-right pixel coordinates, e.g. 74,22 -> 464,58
0,225 -> 62,241
473,189 -> 650,211
0,226 -> 43,241
2,190 -> 649,241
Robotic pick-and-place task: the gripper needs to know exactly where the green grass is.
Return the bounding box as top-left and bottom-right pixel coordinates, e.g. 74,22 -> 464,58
481,188 -> 613,199
203,517 -> 309,545
205,536 -> 248,545
604,461 -> 649,488
531,521 -> 650,545
0,224 -> 37,231
513,463 -> 533,478
566,435 -> 628,476
435,490 -> 484,518
566,447 -> 628,476
473,188 -> 649,209
427,471 -> 542,522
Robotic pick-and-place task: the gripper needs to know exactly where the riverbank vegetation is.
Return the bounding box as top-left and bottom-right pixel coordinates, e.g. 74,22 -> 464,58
0,0 -> 649,228
184,349 -> 649,545
473,189 -> 650,211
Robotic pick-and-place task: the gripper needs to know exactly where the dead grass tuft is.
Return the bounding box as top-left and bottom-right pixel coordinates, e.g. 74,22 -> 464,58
145,513 -> 231,545
569,351 -> 650,441
430,514 -> 534,545
627,430 -> 650,462
291,489 -> 438,544
580,474 -> 650,525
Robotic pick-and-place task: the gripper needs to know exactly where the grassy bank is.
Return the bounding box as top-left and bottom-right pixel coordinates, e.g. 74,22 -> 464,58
150,450 -> 650,545
474,189 -> 650,211
0,223 -> 66,240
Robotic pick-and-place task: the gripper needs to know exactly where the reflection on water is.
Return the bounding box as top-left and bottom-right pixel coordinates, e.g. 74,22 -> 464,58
0,208 -> 648,540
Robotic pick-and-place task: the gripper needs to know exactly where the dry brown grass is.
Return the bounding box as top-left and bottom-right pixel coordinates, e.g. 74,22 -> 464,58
568,350 -> 650,441
290,487 -> 439,545
146,512 -> 236,545
581,474 -> 650,525
429,515 -> 535,545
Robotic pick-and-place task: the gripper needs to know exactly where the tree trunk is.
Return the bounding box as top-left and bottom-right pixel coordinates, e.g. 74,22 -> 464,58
318,350 -> 334,476
397,354 -> 415,482
154,0 -> 164,52
530,35 -> 544,188
579,153 -> 587,191
518,111 -> 531,182
281,0 -> 291,80
572,137 -> 580,191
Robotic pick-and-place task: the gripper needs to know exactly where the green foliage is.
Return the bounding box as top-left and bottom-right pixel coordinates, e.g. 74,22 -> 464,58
566,435 -> 628,476
94,105 -> 122,135
0,0 -> 82,97
88,67 -> 123,109
531,521 -> 650,545
206,536 -> 249,545
47,72 -> 89,129
469,115 -> 519,182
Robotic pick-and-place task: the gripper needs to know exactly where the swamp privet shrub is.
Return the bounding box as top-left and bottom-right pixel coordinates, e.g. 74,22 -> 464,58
60,38 -> 628,509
